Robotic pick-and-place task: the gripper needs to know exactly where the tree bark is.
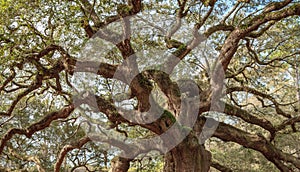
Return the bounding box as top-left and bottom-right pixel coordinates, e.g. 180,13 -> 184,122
109,156 -> 131,172
163,134 -> 211,172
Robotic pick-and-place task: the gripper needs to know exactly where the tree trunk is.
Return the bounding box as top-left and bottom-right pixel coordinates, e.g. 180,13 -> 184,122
163,134 -> 211,172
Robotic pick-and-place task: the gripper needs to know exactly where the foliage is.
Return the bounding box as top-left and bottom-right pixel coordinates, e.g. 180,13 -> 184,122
0,0 -> 300,171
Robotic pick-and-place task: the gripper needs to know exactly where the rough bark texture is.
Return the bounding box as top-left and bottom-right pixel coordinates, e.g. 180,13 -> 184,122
109,156 -> 131,172
163,134 -> 211,172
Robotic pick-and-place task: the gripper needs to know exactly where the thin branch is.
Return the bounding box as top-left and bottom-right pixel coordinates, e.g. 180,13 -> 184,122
54,137 -> 91,172
221,2 -> 241,23
226,86 -> 293,118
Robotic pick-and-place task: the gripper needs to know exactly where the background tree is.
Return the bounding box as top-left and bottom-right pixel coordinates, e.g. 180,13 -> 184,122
0,0 -> 300,171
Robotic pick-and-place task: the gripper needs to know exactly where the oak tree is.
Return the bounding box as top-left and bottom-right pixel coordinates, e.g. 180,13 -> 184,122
1,0 -> 300,171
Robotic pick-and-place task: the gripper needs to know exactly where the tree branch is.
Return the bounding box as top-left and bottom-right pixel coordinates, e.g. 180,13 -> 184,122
211,160 -> 233,172
196,116 -> 300,171
223,103 -> 276,134
226,86 -> 292,118
8,146 -> 45,172
54,137 -> 91,172
0,105 -> 75,154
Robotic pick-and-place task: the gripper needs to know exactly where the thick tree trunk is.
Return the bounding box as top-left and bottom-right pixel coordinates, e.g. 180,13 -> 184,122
163,134 -> 211,172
